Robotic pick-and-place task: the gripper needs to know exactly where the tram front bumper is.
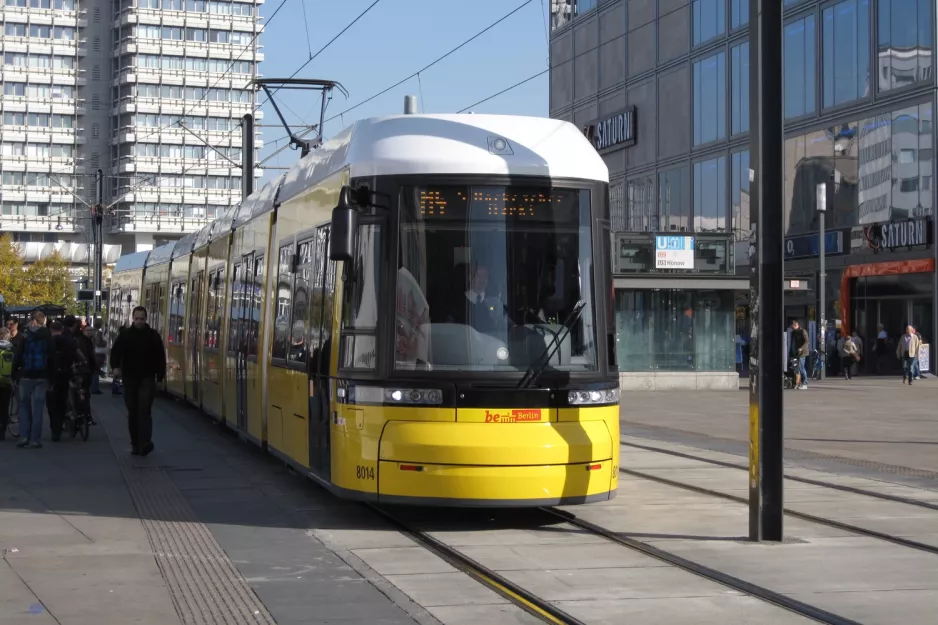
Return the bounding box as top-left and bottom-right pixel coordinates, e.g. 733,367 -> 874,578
376,421 -> 617,506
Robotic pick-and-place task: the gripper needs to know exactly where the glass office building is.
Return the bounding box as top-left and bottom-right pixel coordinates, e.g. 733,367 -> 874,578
550,0 -> 937,388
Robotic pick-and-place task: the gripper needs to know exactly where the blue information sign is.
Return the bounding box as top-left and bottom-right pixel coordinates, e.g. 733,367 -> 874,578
655,236 -> 695,251
784,231 -> 843,260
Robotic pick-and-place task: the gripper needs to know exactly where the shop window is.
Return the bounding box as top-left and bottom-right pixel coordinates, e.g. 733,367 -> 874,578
626,176 -> 656,231
858,102 -> 933,223
693,51 -> 727,146
658,165 -> 691,233
730,0 -> 748,30
693,155 -> 727,232
615,289 -> 735,372
784,13 -> 816,119
822,0 -> 871,108
877,0 -> 933,93
730,41 -> 749,135
693,0 -> 726,47
731,150 -> 750,241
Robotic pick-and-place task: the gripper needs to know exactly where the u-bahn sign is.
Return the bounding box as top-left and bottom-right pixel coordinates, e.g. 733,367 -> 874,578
583,106 -> 636,152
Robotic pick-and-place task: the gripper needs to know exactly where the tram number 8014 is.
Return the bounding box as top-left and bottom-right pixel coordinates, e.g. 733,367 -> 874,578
356,465 -> 376,480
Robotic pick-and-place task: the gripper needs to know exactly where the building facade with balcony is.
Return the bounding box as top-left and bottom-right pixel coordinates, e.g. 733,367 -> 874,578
550,0 -> 938,388
1,0 -> 263,280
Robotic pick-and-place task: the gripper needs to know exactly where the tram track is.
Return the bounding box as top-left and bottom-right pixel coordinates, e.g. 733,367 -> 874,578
540,507 -> 863,625
366,504 -> 587,625
618,440 -> 938,556
620,438 -> 938,511
367,500 -> 865,625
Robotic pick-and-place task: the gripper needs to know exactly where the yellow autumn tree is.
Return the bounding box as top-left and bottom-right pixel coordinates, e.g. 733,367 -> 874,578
0,234 -> 77,311
25,251 -> 76,310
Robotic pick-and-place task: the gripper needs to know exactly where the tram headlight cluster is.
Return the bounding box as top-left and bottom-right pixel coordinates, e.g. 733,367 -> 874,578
567,388 -> 619,405
384,387 -> 444,405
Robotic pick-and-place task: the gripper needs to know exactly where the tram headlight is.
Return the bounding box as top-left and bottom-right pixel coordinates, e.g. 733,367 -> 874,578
567,388 -> 619,405
382,387 -> 444,405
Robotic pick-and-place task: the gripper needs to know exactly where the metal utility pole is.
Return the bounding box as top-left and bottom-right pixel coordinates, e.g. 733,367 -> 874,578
241,113 -> 255,199
93,168 -> 105,318
748,0 -> 785,542
816,183 -> 827,379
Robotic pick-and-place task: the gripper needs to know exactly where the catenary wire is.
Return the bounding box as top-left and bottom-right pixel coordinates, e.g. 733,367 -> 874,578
322,0 -> 536,125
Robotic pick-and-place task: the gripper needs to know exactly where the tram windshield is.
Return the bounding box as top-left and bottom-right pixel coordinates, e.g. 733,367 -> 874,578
395,184 -> 598,373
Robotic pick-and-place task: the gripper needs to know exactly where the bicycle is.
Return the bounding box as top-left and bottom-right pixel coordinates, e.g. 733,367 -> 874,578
62,370 -> 90,442
810,349 -> 825,380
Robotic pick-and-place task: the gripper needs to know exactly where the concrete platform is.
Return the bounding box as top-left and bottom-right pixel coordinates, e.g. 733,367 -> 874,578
619,376 -> 938,475
4,386 -> 937,624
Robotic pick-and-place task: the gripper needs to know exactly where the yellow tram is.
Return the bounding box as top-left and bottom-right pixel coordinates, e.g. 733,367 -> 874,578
108,114 -> 620,506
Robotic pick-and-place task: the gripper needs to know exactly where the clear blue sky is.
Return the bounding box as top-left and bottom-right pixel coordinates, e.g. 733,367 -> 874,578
255,0 -> 550,181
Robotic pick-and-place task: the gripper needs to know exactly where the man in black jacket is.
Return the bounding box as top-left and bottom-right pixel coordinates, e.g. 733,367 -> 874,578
110,306 -> 166,456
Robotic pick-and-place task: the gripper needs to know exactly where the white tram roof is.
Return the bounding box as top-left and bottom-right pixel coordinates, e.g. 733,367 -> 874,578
145,241 -> 176,267
170,231 -> 198,259
113,250 -> 150,273
278,114 -> 609,204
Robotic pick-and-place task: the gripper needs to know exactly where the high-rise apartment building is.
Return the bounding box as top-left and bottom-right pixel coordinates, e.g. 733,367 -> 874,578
0,0 -> 263,275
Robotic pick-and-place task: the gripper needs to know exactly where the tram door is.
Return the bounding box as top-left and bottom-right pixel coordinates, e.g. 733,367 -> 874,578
308,225 -> 335,477
235,254 -> 254,432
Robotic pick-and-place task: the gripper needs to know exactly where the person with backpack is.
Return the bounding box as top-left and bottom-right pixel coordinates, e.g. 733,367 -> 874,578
0,327 -> 15,441
47,317 -> 86,441
11,311 -> 54,448
110,306 -> 165,456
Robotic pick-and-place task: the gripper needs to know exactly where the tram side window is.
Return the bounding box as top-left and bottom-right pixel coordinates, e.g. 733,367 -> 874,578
108,288 -> 122,344
204,269 -> 217,349
228,264 -> 241,354
309,227 -> 336,374
127,289 -> 140,326
157,284 -> 167,337
289,241 -> 313,364
248,256 -> 263,357
213,267 -> 225,349
271,245 -> 294,361
170,281 -> 186,344
189,273 -> 202,350
339,224 -> 381,370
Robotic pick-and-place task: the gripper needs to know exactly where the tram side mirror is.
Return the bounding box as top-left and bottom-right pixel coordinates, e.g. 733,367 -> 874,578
330,185 -> 359,264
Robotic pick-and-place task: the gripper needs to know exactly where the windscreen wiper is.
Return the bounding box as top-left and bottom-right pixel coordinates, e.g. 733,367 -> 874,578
517,300 -> 587,389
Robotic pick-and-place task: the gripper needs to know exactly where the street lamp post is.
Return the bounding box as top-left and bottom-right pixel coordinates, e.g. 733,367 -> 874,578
816,183 -> 827,380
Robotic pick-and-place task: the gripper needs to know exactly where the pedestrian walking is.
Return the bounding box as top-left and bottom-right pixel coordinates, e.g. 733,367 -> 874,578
789,320 -> 809,389
0,327 -> 14,441
48,320 -> 81,441
109,306 -> 166,456
76,324 -> 97,424
11,311 -> 54,448
909,326 -> 924,381
838,332 -> 859,380
897,325 -> 922,385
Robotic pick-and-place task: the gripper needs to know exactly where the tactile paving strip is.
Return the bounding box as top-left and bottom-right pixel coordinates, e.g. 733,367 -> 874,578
102,415 -> 276,625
